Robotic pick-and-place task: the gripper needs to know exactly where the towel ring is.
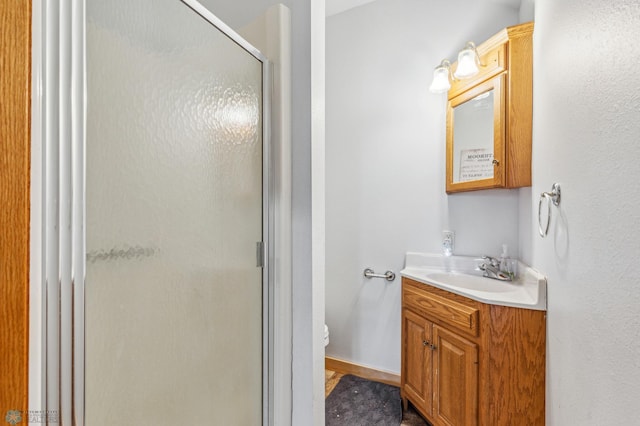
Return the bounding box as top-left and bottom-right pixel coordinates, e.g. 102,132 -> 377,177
538,183 -> 561,238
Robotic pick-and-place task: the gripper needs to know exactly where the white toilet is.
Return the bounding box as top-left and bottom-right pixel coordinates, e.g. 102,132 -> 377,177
324,324 -> 330,347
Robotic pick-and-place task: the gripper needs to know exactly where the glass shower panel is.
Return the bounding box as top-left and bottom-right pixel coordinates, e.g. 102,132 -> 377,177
85,1 -> 263,424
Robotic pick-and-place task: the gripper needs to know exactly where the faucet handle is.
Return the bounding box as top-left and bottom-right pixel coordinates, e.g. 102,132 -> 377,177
481,255 -> 500,267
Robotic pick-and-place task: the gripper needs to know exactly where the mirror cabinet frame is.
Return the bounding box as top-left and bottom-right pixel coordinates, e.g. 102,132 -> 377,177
445,22 -> 533,194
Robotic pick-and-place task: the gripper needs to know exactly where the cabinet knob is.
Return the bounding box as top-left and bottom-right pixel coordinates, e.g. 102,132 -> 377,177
430,344 -> 438,351
492,159 -> 499,166
422,340 -> 430,346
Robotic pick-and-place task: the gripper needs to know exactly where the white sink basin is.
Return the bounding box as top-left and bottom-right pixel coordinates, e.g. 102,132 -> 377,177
400,252 -> 547,310
424,272 -> 518,293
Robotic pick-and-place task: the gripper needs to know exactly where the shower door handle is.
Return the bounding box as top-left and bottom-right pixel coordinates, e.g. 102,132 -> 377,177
256,241 -> 264,268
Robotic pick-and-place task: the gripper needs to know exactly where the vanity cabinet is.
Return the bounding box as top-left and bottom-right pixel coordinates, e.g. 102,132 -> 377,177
404,309 -> 478,426
446,22 -> 533,193
401,277 -> 546,426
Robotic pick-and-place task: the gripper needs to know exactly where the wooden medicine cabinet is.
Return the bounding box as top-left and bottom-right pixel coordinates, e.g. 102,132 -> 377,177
446,22 -> 533,193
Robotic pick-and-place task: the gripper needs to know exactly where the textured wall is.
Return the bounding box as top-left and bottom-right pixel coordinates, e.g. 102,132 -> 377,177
325,0 -> 520,374
529,0 -> 640,423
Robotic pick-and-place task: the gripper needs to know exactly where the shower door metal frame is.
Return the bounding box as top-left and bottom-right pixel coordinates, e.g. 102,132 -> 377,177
30,1 -> 274,424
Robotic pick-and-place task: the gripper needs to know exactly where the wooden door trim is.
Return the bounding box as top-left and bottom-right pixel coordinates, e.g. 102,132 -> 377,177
0,0 -> 32,418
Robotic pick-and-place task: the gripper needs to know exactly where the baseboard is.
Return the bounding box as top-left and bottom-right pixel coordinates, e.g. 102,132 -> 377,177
325,356 -> 401,388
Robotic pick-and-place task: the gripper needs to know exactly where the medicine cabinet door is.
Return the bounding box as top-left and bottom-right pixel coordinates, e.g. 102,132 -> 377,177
446,74 -> 505,193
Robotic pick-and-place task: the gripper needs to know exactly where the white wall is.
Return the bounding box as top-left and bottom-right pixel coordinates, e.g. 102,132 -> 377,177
310,1 -> 327,425
325,0 -> 520,374
528,0 -> 640,424
519,0 -> 535,22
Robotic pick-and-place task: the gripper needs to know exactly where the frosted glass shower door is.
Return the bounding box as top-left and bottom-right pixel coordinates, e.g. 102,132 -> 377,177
84,1 -> 265,425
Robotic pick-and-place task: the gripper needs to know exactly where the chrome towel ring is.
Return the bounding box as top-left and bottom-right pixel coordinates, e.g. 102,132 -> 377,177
538,183 -> 561,238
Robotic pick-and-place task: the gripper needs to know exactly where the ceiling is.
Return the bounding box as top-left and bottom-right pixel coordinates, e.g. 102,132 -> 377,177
326,0 -> 523,17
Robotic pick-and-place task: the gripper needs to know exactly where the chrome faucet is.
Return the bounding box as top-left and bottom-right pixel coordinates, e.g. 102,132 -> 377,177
478,256 -> 512,281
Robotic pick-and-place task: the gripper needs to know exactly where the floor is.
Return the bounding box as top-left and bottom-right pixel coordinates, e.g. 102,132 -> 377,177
325,369 -> 430,426
325,369 -> 345,397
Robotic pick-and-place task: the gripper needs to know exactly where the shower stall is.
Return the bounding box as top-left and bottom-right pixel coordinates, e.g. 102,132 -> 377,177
31,1 -> 273,424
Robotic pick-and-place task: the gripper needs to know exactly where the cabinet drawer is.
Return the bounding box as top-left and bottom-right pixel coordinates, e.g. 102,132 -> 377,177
403,285 -> 479,335
449,43 -> 506,99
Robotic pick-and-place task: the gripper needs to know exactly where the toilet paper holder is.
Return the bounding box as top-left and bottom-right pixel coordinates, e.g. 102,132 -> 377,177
363,268 -> 396,282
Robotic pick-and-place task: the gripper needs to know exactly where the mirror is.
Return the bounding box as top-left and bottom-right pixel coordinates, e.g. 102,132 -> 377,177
452,90 -> 495,183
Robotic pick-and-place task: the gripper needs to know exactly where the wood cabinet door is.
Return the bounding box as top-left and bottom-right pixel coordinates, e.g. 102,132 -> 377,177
433,325 -> 478,426
402,309 -> 433,415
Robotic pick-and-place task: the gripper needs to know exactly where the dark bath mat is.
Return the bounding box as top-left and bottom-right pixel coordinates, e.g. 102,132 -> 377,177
325,374 -> 431,426
325,374 -> 402,426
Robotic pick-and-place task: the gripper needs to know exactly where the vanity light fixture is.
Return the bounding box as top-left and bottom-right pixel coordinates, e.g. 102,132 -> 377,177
453,42 -> 481,79
428,59 -> 452,93
429,41 -> 484,94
